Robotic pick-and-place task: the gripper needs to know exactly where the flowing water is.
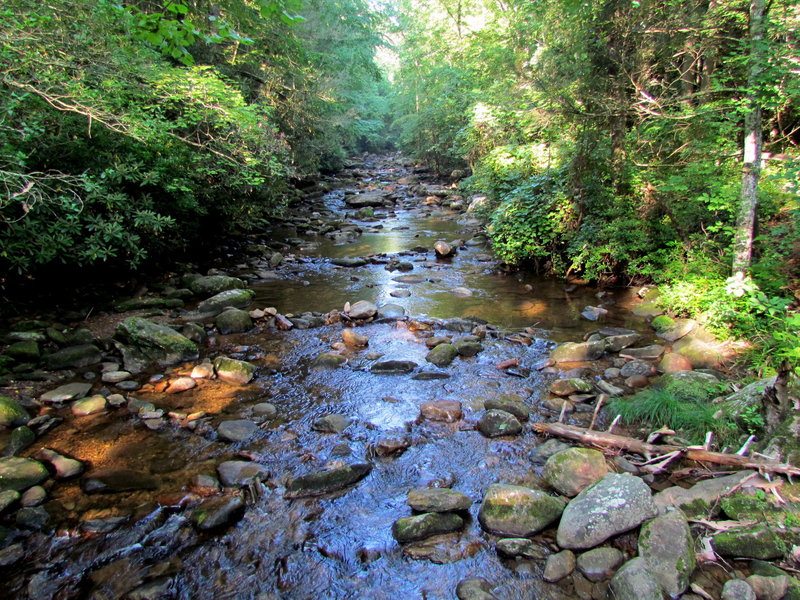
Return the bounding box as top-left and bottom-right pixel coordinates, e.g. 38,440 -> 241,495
3,155 -> 656,600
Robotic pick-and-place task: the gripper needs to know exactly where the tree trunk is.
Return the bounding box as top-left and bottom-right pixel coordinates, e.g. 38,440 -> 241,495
732,0 -> 766,277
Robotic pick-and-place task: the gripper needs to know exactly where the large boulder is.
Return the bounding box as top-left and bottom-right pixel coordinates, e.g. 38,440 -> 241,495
557,473 -> 657,550
638,509 -> 695,597
197,289 -> 255,316
543,448 -> 609,497
478,484 -> 565,537
115,317 -> 198,373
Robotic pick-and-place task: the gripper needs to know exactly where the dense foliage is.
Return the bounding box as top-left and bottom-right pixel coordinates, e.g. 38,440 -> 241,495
0,0 -> 391,277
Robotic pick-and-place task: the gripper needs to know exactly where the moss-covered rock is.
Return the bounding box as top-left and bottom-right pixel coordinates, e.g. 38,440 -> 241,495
285,462 -> 372,498
483,394 -> 529,421
0,457 -> 49,492
197,289 -> 255,316
638,509 -> 695,597
550,341 -> 605,363
477,410 -> 522,437
114,317 -> 198,373
213,356 -> 256,385
187,275 -> 246,296
407,488 -> 471,513
712,525 -> 787,560
651,315 -> 675,331
214,309 -> 254,334
543,448 -> 608,497
0,397 -> 28,429
45,344 -> 102,369
478,484 -> 565,537
113,297 -> 184,312
426,343 -> 458,367
6,341 -> 40,362
392,512 -> 464,543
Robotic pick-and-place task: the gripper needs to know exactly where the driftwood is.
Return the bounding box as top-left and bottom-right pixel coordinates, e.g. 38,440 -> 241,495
533,422 -> 800,477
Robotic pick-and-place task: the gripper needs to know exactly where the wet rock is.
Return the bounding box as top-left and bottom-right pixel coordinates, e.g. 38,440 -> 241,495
345,191 -> 389,208
192,496 -> 245,531
659,353 -> 693,372
581,306 -> 608,321
551,341 -> 605,363
654,471 -> 756,517
190,362 -> 215,379
113,297 -> 183,312
477,410 -> 522,437
5,426 -> 35,456
745,575 -> 788,600
373,436 -> 410,456
16,505 -> 49,530
603,333 -> 642,352
544,550 -> 576,583
451,287 -> 473,297
722,579 -> 756,600
639,509 -> 695,597
332,257 -> 368,267
392,512 -> 464,543
101,370 -> 131,383
557,473 -> 657,550
402,533 -> 482,564
456,578 -> 499,600
81,515 -> 129,534
577,547 -> 625,582
20,485 -> 46,507
197,289 -> 255,316
478,484 -> 565,537
0,396 -> 28,428
484,395 -> 529,421
166,377 -> 196,393
38,448 -> 83,478
434,240 -> 455,257
371,360 -> 417,374
347,300 -> 378,320
312,414 -> 352,434
217,460 -> 269,487
217,419 -> 259,442
342,328 -> 369,348
72,395 -> 107,416
609,557 -> 663,600
0,543 -> 24,567
0,489 -> 20,513
252,403 -> 277,419
712,525 -> 787,560
620,345 -> 665,360
81,468 -> 158,493
0,457 -> 49,492
550,378 -> 593,396
378,303 -> 406,318
425,336 -> 451,348
495,538 -> 546,559
420,400 -> 462,422
426,343 -> 458,367
213,356 -> 256,385
632,301 -> 664,318
181,323 -> 207,344
45,344 -> 102,369
285,462 -> 372,498
412,370 -> 451,380
314,352 -> 347,369
191,473 -> 221,495
531,439 -> 572,464
187,275 -> 245,296
453,338 -> 482,357
215,309 -> 253,334
115,318 -> 198,373
596,380 -> 625,396
544,448 -> 609,497
407,488 -> 471,512
619,360 -> 656,378
7,340 -> 40,361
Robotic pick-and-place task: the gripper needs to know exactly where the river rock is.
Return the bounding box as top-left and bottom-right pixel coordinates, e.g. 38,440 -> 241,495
451,287 -> 473,297
581,306 -> 608,321
407,488 -> 471,512
187,275 -> 245,296
215,309 -> 253,334
638,509 -> 695,597
214,357 -> 256,385
101,370 -> 131,383
0,457 -> 49,492
402,533 -> 481,564
557,473 -> 657,550
478,484 -> 565,537
7,340 -> 39,361
712,525 -> 786,560
550,378 -> 593,396
0,396 -> 29,428
604,333 -> 642,352
392,512 -> 463,543
38,448 -> 83,479
81,468 -> 158,493
71,395 -> 107,416
378,303 -> 406,318
453,338 -> 482,357
620,345 -> 665,360
390,289 -> 411,298
115,318 -> 198,373
434,240 -> 455,257
252,403 -> 277,419
314,352 -> 347,369
190,362 -> 215,379
21,487 -> 46,506
609,557 -> 663,600
495,538 -> 546,559
577,547 -> 625,582
456,578 -> 499,600
531,438 -> 572,464
420,400 -> 462,422
659,353 -> 693,372
544,448 -> 609,497
285,462 -> 372,498
722,579 -> 757,600
619,360 -> 656,378
166,377 -> 196,393
16,505 -> 49,530
348,300 -> 377,319
6,426 -> 35,456
45,344 -> 101,370
192,496 -> 245,531
345,190 -> 388,208
332,257 -> 368,267
217,419 -> 259,442
654,471 -> 757,517
551,341 -> 605,363
426,343 -> 458,367
477,410 -> 522,437
342,328 -> 369,348
745,575 -> 788,600
217,460 -> 269,487
197,289 -> 255,316
544,550 -> 576,583
673,335 -> 723,369
312,414 -> 352,433
371,360 -> 417,374
656,318 -> 696,342
0,489 -> 19,513
484,395 -> 529,421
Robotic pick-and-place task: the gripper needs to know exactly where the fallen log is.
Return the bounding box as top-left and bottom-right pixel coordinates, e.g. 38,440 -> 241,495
532,422 -> 800,477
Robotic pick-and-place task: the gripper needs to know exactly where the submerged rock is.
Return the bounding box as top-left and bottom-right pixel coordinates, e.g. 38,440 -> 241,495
420,400 -> 462,422
285,462 -> 372,498
371,360 -> 417,374
312,414 -> 352,434
217,419 -> 259,442
456,578 -> 499,600
192,496 -> 245,532
81,468 -> 158,493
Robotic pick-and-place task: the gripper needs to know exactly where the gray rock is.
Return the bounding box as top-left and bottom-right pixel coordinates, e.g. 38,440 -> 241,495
577,547 -> 625,582
192,496 -> 245,531
215,309 -> 253,334
544,550 -> 576,583
604,334 -> 642,352
38,448 -> 83,478
745,575 -> 787,600
456,578 -> 498,600
115,318 -> 198,373
484,395 -> 529,421
609,557 -> 663,600
639,509 -> 695,597
673,335 -> 723,369
312,414 -> 352,434
217,419 -> 259,442
0,543 -> 24,567
407,488 -> 471,512
531,438 -> 572,464
495,538 -> 546,559
477,410 -> 522,437
45,344 -> 102,369
378,303 -> 406,318
370,360 -> 417,374
479,484 -> 565,537
544,448 -> 609,497
619,360 -> 656,378
551,341 -> 605,363
420,400 -> 463,422
285,462 -> 372,498
0,396 -> 29,428
426,343 -> 458,367
71,395 -> 107,416
252,403 -> 277,419
620,345 -> 665,360
7,340 -> 39,361
217,460 -> 268,487
348,300 -> 378,320
101,370 -> 131,383
722,579 -> 756,600
332,257 -> 367,267
187,275 -> 245,296
392,512 -> 463,543
197,289 -> 255,316
434,240 -> 455,257
412,370 -> 450,380
557,473 -> 657,550
214,356 -> 256,385
0,457 -> 49,492
656,318 -> 696,342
